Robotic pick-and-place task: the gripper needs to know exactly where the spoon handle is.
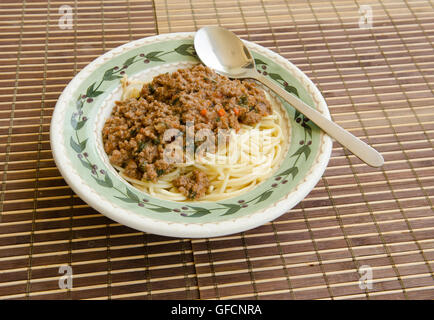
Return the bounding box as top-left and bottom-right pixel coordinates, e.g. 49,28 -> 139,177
254,73 -> 384,167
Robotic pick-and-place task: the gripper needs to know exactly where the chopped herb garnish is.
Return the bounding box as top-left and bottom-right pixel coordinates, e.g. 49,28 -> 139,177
216,116 -> 221,122
148,84 -> 155,94
156,169 -> 165,176
188,190 -> 197,199
238,95 -> 248,106
130,128 -> 137,137
152,138 -> 160,145
137,141 -> 146,153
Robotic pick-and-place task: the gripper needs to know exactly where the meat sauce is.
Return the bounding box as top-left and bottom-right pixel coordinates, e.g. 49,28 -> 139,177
102,64 -> 272,200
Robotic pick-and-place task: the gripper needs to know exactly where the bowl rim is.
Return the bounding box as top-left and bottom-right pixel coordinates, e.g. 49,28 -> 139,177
50,32 -> 332,238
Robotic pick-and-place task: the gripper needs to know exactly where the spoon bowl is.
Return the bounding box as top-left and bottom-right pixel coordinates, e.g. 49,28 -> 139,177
194,26 -> 255,78
194,26 -> 384,167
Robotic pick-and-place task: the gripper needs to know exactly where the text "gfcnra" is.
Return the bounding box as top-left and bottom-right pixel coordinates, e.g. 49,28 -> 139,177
215,304 -> 262,315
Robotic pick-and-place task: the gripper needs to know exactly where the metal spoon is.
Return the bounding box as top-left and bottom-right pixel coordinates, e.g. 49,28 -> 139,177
194,26 -> 384,167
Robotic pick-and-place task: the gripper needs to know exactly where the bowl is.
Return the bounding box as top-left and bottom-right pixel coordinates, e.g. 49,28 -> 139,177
50,32 -> 332,238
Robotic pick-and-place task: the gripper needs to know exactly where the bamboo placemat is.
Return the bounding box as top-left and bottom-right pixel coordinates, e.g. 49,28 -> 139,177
0,0 -> 433,300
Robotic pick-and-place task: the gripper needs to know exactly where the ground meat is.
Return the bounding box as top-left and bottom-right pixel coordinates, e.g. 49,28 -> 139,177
172,170 -> 210,200
102,64 -> 272,200
240,110 -> 263,125
124,159 -> 140,180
